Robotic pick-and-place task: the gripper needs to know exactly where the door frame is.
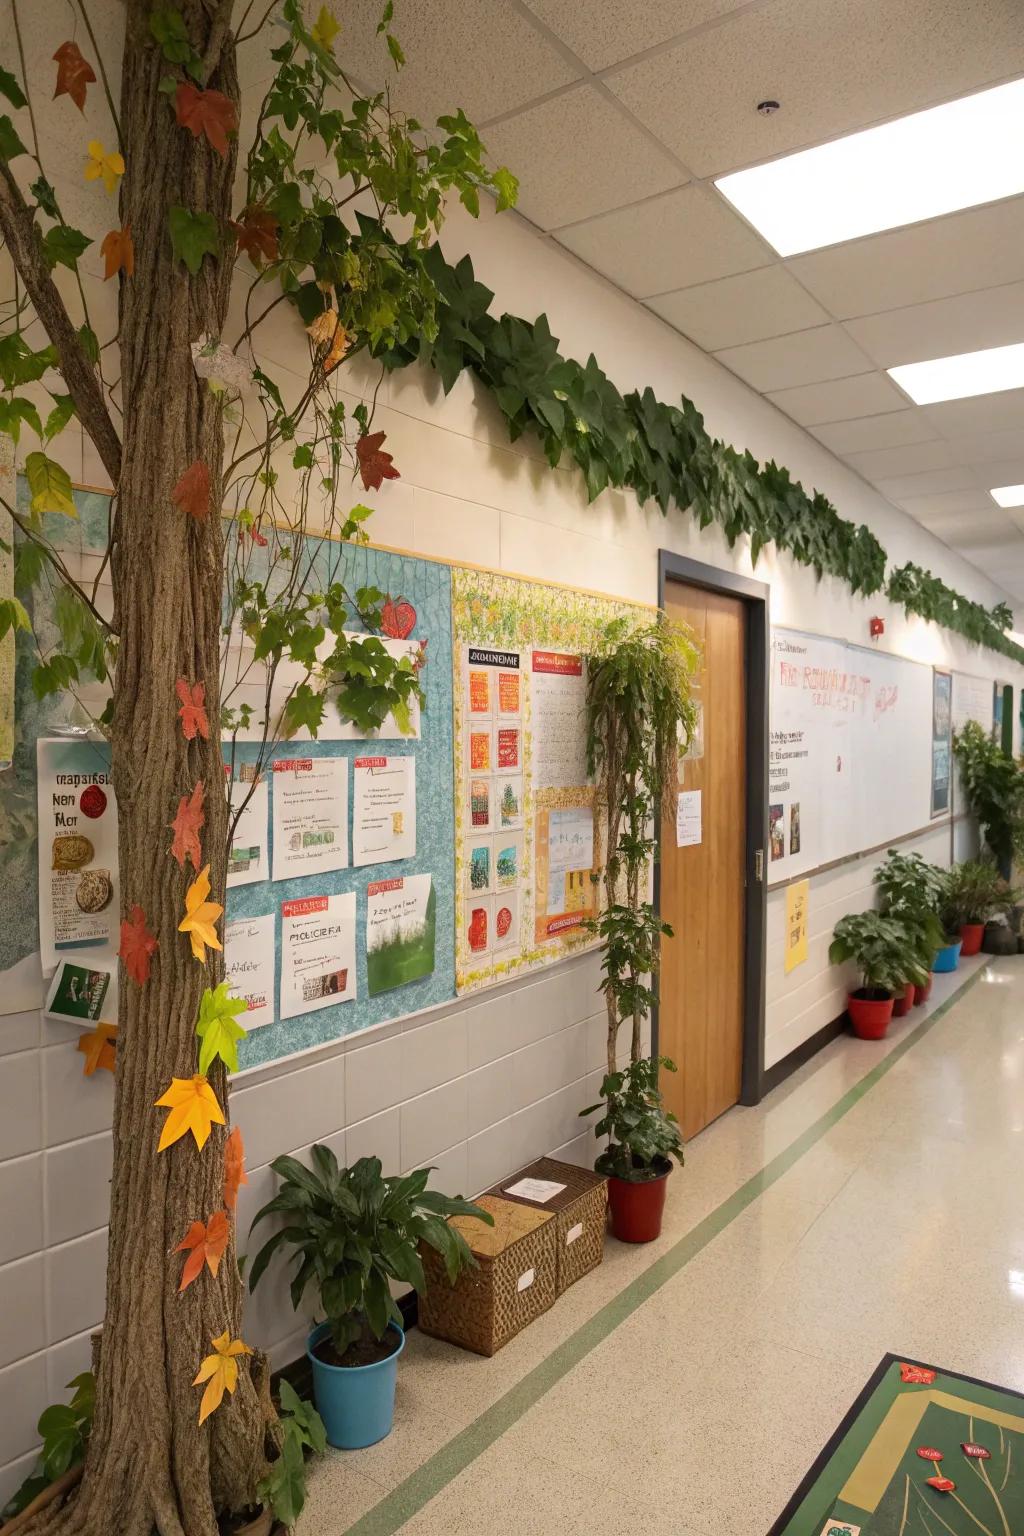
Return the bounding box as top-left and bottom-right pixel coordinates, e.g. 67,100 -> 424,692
656,550 -> 770,1108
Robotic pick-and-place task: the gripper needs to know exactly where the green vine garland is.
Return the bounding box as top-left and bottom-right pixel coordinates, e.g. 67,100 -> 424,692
374,243 -> 1024,668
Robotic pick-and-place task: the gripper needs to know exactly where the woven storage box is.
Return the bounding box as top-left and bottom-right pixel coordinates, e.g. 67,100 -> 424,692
488,1158 -> 607,1296
418,1194 -> 556,1356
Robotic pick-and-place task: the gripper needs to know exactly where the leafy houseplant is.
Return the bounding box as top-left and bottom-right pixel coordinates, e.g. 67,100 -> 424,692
829,911 -> 926,1040
940,859 -> 1016,956
250,1150 -> 490,1448
1,1373 -> 94,1524
873,849 -> 946,1005
251,1381 -> 326,1535
580,1058 -> 683,1241
953,721 -> 1024,875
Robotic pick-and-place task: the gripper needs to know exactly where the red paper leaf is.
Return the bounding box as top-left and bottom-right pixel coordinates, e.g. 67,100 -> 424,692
917,1447 -> 943,1462
172,460 -> 210,522
175,678 -> 210,741
356,431 -> 400,492
926,1476 -> 956,1492
229,205 -> 279,267
100,225 -> 134,281
223,1125 -> 248,1212
120,904 -> 158,985
174,82 -> 237,159
380,596 -> 416,639
53,41 -> 96,113
169,781 -> 205,871
175,1209 -> 230,1291
899,1363 -> 936,1384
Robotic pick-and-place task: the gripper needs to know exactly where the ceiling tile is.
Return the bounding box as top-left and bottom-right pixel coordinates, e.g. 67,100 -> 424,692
481,87 -> 684,232
555,185 -> 770,298
900,489 -> 1002,517
972,457 -> 1024,487
787,197 -> 1024,320
843,281 -> 1024,369
928,511 -> 1017,549
523,0 -> 753,72
923,387 -> 1024,437
847,440 -> 957,481
605,0 -> 1024,178
766,372 -> 909,427
324,0 -> 579,123
810,412 -> 939,455
647,266 -> 828,350
942,428 -> 1024,465
875,467 -> 984,501
713,325 -> 870,392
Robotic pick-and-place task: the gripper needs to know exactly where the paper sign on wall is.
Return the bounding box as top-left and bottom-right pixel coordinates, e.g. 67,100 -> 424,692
785,879 -> 809,973
271,757 -> 349,880
366,874 -> 435,996
676,789 -> 702,848
37,740 -> 119,973
280,892 -> 356,1018
226,772 -> 269,887
531,650 -> 587,789
353,756 -> 416,867
224,913 -> 275,1029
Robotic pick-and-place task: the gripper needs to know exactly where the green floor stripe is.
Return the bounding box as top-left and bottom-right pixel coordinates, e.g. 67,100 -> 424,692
345,964 -> 988,1535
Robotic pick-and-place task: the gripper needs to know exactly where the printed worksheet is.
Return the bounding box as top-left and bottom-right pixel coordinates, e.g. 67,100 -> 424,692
271,757 -> 349,880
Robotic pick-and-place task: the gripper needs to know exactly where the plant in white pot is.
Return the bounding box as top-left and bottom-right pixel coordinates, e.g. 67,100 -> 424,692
249,1151 -> 489,1449
580,618 -> 699,1242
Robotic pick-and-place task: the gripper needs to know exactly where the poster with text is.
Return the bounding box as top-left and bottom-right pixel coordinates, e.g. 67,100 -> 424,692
224,913 -> 275,1029
531,650 -> 587,789
37,739 -> 120,981
280,892 -> 356,1018
366,874 -> 435,996
534,802 -> 596,944
931,670 -> 952,818
271,757 -> 349,880
226,770 -> 269,887
352,756 -> 416,866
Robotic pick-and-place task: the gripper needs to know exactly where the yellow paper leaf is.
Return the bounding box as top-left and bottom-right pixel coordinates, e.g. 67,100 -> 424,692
154,1074 -> 225,1152
310,5 -> 339,50
178,863 -> 223,963
193,1329 -> 251,1425
84,139 -> 124,195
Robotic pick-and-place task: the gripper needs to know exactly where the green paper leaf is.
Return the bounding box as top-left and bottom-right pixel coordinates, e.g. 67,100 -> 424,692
150,7 -> 196,64
42,225 -> 92,272
24,452 -> 76,518
77,325 -> 99,364
44,395 -> 75,442
0,114 -> 27,161
0,68 -> 26,109
195,982 -> 249,1075
0,396 -> 43,444
0,596 -> 31,642
30,177 -> 60,218
167,206 -> 219,275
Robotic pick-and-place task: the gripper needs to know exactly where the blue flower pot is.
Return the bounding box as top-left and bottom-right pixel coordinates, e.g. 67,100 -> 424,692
932,939 -> 962,973
307,1321 -> 405,1450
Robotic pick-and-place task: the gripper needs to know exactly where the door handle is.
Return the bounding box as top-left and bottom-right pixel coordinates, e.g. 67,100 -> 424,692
754,848 -> 764,882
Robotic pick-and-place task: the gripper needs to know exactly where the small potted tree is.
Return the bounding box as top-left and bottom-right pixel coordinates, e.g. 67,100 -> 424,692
873,850 -> 946,1008
250,1151 -> 490,1449
941,859 -> 1016,955
829,911 -> 926,1039
579,1057 -> 683,1241
952,721 -> 1024,878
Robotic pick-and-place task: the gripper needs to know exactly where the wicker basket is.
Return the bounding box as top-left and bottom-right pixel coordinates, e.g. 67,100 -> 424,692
418,1194 -> 557,1356
488,1158 -> 607,1296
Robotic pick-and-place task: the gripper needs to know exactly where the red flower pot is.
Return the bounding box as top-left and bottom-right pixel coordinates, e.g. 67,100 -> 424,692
959,923 -> 984,957
892,982 -> 915,1018
915,975 -> 933,1006
607,1166 -> 670,1243
847,988 -> 894,1040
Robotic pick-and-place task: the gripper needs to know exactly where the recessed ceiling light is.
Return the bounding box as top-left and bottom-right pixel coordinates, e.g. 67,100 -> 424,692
887,343 -> 1024,406
715,77 -> 1024,256
991,484 -> 1024,509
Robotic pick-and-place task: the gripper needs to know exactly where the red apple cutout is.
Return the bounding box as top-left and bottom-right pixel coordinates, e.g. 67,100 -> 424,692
381,596 -> 416,639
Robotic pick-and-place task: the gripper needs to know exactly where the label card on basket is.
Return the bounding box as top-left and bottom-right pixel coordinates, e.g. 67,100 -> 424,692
566,1222 -> 583,1246
505,1177 -> 567,1203
516,1268 -> 535,1293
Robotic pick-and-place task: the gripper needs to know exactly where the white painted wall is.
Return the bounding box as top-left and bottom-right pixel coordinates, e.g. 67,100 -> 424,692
3,191 -> 1024,1498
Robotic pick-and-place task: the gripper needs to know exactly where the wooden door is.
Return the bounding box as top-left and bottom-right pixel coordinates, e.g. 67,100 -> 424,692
659,583 -> 747,1140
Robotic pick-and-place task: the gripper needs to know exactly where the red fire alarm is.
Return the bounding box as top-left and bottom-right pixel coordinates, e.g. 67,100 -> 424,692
870,616 -> 885,639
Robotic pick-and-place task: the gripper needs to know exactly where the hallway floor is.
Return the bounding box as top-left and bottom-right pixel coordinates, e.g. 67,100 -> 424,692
299,956 -> 1020,1535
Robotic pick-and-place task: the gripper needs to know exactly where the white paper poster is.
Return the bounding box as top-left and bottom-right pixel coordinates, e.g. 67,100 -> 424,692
547,806 -> 594,889
37,739 -> 120,975
352,756 -> 416,867
271,757 -> 349,880
676,789 -> 702,848
531,650 -> 588,789
226,773 -> 269,887
224,913 -> 275,1030
366,874 -> 435,996
280,893 -> 356,1018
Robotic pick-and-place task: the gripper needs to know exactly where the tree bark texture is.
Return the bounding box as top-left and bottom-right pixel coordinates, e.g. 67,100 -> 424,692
21,4 -> 271,1532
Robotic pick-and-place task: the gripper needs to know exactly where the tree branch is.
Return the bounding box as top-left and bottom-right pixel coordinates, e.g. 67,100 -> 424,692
0,493 -> 116,635
0,163 -> 122,485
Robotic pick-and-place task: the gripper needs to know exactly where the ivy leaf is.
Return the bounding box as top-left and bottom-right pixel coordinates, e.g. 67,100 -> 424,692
0,67 -> 26,109
169,780 -> 205,871
385,32 -> 405,69
77,325 -> 99,363
0,397 -> 43,444
53,41 -> 96,112
356,430 -> 399,491
493,167 -> 519,212
174,82 -> 237,159
168,206 -> 218,275
175,1210 -> 230,1290
0,115 -> 27,162
175,677 -> 210,741
155,1074 -> 225,1152
195,982 -> 248,1075
171,459 -> 210,521
282,681 -> 326,739
25,452 -> 77,517
42,225 -> 92,272
32,654 -> 79,700
150,7 -> 196,65
119,904 -> 159,985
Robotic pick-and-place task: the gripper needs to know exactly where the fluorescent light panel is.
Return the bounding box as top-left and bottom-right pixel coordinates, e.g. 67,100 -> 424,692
992,484 -> 1024,509
888,343 -> 1024,405
715,78 -> 1024,256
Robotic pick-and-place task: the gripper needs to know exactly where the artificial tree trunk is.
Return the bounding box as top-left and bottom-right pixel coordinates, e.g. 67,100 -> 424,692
16,5 -> 271,1532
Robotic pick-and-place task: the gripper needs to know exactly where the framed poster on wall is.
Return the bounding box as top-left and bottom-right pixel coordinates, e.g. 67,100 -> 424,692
931,669 -> 952,818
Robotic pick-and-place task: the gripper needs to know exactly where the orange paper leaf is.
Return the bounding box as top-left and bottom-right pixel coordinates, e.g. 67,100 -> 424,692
193,1330 -> 251,1424
77,1022 -> 117,1076
178,864 -> 223,963
100,224 -> 134,280
169,781 -> 205,871
175,1209 -> 230,1291
119,905 -> 158,985
175,678 -> 210,741
175,82 -> 237,159
53,41 -> 96,112
229,205 -> 279,267
223,1125 -> 248,1212
356,431 -> 399,492
155,1074 -> 225,1152
171,460 -> 210,522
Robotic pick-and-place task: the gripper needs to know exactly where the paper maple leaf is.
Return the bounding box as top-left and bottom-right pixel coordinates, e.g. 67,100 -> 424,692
119,905 -> 158,985
53,41 -> 96,112
100,225 -> 133,281
84,140 -> 124,195
179,864 -> 223,963
356,431 -> 400,491
77,1022 -> 117,1077
193,1331 -> 251,1425
169,781 -> 205,871
155,1074 -> 225,1152
229,205 -> 279,267
175,678 -> 210,741
195,983 -> 248,1075
223,1126 -> 248,1213
310,6 -> 339,50
175,1210 -> 230,1291
171,460 -> 210,522
175,82 -> 237,159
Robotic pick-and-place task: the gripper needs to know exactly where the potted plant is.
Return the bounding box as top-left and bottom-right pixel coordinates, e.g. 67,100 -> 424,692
250,1150 -> 490,1450
829,911 -> 926,1039
940,859 -> 1015,956
873,850 -> 946,1007
580,1057 -> 684,1242
953,721 -> 1024,878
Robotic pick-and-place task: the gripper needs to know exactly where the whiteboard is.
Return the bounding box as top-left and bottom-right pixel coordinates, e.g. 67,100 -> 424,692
769,629 -> 935,881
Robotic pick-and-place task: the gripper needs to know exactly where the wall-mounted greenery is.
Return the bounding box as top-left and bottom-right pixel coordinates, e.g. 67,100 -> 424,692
373,244 -> 1024,668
